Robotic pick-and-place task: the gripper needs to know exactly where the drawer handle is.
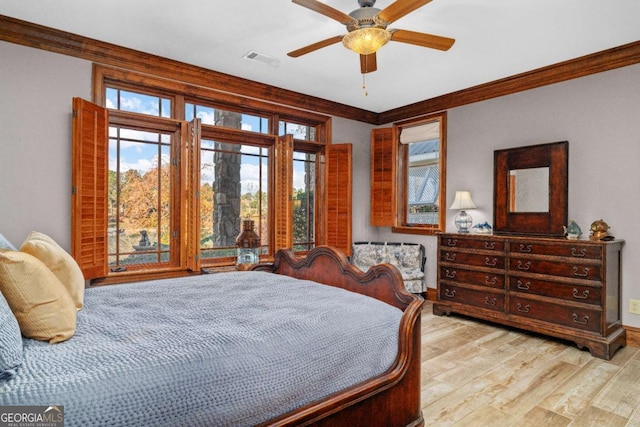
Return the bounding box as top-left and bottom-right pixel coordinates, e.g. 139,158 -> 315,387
485,276 -> 498,285
573,288 -> 590,300
444,289 -> 456,298
446,238 -> 458,247
484,241 -> 496,250
571,247 -> 587,258
445,269 -> 457,279
516,303 -> 530,313
519,244 -> 532,253
485,257 -> 498,267
517,261 -> 531,271
572,313 -> 590,325
485,297 -> 497,306
516,280 -> 530,290
573,266 -> 590,277
445,253 -> 457,262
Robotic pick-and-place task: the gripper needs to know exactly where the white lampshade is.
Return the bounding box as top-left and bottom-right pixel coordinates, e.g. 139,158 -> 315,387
449,191 -> 477,210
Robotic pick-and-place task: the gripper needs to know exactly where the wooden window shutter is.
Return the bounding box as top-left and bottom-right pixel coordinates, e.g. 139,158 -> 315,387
71,97 -> 108,280
370,127 -> 396,226
273,135 -> 294,251
185,118 -> 201,271
326,143 -> 352,256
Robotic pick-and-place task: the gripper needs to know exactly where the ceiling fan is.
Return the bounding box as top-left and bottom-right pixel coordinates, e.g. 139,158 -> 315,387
288,0 -> 455,74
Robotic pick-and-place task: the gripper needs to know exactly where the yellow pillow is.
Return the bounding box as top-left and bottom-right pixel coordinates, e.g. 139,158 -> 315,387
0,250 -> 76,343
20,231 -> 84,310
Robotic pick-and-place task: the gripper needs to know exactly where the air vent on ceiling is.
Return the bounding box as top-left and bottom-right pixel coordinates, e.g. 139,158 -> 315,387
243,51 -> 280,68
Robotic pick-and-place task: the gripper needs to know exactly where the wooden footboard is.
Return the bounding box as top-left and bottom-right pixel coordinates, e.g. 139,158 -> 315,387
252,246 -> 424,427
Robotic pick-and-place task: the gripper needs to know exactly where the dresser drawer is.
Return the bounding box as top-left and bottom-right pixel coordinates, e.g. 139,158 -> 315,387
441,250 -> 506,269
440,266 -> 505,289
509,296 -> 601,332
508,258 -> 601,281
509,240 -> 601,259
439,284 -> 505,312
510,276 -> 601,305
440,236 -> 505,251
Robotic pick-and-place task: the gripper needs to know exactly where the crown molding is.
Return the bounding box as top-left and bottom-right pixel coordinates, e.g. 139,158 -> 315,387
2,14 -> 639,126
379,40 -> 640,124
0,14 -> 379,124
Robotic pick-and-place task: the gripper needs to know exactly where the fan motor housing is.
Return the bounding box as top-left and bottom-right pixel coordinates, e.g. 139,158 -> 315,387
348,6 -> 387,31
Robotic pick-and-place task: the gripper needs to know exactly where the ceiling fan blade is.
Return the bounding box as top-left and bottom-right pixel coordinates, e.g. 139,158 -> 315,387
377,0 -> 432,24
287,35 -> 344,57
360,53 -> 377,74
390,29 -> 455,51
292,0 -> 355,24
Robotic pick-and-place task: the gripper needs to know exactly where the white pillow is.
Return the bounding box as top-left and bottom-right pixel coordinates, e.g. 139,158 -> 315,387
0,250 -> 76,343
20,231 -> 84,310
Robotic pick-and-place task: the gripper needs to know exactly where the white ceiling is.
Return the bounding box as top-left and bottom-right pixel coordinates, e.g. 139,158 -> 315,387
1,0 -> 639,113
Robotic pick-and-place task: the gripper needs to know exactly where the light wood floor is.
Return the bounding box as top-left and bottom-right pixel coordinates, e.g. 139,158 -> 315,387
420,301 -> 640,427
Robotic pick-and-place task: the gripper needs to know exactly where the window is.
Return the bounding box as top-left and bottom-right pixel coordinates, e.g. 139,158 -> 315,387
400,119 -> 443,227
106,87 -> 171,118
185,103 -> 269,134
71,66 -> 351,282
292,151 -> 315,252
186,102 -> 272,265
370,112 -> 446,234
108,124 -> 178,270
280,120 -> 319,252
198,137 -> 270,264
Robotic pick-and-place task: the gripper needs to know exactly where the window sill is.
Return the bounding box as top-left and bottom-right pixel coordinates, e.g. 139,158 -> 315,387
90,268 -> 199,286
392,225 -> 442,236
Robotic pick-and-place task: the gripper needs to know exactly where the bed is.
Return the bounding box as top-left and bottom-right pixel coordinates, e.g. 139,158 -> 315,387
0,245 -> 424,426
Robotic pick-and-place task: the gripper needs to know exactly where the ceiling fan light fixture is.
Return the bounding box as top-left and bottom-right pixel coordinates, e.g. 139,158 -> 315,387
342,27 -> 391,55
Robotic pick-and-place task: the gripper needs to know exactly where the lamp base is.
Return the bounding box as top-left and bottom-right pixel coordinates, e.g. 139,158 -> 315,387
455,210 -> 473,233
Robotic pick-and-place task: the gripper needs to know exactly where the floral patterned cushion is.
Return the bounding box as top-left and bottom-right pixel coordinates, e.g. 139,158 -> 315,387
352,243 -> 385,270
351,242 -> 425,293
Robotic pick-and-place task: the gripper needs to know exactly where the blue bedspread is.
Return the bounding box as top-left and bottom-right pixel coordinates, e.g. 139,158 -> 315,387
0,271 -> 402,426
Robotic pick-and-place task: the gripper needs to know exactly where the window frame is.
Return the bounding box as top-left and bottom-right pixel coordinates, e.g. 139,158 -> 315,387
87,65 -> 337,282
197,125 -> 276,268
107,111 -> 185,272
392,112 -> 447,235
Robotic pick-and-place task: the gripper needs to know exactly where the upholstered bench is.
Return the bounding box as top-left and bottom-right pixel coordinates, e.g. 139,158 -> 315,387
351,241 -> 426,294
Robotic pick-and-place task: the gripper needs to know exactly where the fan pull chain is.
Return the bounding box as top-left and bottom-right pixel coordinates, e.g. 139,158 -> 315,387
362,73 -> 368,96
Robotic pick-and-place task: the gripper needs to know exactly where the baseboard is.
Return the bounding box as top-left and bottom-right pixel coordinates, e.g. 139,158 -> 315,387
425,288 -> 437,302
625,325 -> 640,348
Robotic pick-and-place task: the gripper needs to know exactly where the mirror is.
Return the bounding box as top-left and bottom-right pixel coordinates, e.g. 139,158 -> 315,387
509,167 -> 549,212
494,141 -> 568,236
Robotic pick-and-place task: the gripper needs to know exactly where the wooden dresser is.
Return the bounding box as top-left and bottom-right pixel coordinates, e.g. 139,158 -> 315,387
434,232 -> 625,359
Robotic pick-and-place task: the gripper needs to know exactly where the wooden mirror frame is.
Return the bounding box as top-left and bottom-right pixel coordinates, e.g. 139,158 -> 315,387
493,141 -> 568,236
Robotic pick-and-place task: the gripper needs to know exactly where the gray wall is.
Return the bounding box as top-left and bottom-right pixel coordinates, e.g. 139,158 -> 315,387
364,62 -> 640,327
2,40 -> 640,327
0,42 -> 92,249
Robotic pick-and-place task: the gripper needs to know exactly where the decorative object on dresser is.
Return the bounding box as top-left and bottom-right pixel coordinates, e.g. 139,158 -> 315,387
434,233 -> 625,359
564,220 -> 582,240
449,190 -> 477,233
590,219 -> 610,240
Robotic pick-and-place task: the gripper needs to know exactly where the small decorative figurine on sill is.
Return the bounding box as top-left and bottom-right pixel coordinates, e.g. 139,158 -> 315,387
589,219 -> 610,240
563,220 -> 582,240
